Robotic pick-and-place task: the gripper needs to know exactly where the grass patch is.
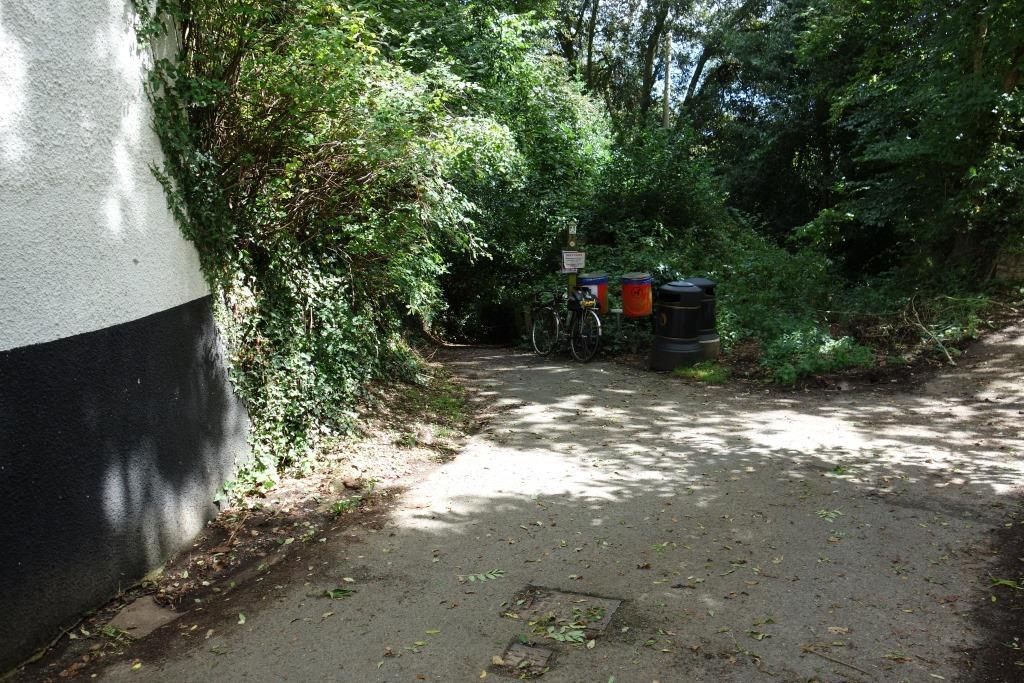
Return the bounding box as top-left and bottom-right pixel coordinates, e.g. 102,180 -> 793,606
673,361 -> 731,384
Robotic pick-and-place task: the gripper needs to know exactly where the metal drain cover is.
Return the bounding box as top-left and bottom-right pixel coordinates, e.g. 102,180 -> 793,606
506,585 -> 621,634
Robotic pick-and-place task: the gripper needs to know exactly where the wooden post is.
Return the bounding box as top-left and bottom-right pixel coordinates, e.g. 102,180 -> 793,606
567,223 -> 578,294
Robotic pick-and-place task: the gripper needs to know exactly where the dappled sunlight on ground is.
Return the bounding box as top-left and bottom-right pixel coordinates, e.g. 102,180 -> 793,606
99,327 -> 1022,683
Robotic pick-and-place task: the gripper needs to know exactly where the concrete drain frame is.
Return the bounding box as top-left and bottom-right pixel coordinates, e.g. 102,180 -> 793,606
489,586 -> 623,679
491,641 -> 557,679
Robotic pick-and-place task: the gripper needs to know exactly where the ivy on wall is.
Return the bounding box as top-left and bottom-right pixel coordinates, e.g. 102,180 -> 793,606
132,1 -> 610,495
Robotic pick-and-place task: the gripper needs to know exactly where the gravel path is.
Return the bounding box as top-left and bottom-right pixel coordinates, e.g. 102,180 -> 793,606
103,327 -> 1023,682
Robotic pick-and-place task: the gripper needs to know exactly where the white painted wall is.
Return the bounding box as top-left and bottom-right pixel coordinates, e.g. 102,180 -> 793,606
0,1 -> 209,352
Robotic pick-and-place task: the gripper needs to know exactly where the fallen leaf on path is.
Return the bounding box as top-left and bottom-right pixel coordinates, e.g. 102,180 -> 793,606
883,650 -> 910,661
817,509 -> 843,523
460,569 -> 505,583
990,577 -> 1022,590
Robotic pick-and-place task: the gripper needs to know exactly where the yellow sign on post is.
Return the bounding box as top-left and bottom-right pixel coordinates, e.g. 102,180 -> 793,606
564,222 -> 583,293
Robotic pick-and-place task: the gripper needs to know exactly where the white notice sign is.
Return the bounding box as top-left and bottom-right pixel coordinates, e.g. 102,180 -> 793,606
562,250 -> 585,270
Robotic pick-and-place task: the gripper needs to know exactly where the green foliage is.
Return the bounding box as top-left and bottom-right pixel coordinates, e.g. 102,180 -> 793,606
557,0 -> 1021,379
591,126 -> 727,242
762,328 -> 875,384
139,0 -> 609,494
426,7 -> 612,339
330,498 -> 360,517
460,569 -> 506,583
696,0 -> 1024,276
541,624 -> 586,643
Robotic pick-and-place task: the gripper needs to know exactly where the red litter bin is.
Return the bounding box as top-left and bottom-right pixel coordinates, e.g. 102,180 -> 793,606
578,272 -> 609,314
621,272 -> 653,318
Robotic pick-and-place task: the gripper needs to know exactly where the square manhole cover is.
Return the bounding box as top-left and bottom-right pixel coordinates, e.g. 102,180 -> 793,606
491,642 -> 555,678
505,586 -> 621,635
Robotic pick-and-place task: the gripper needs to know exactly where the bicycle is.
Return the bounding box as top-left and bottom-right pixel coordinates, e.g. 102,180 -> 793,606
531,287 -> 602,362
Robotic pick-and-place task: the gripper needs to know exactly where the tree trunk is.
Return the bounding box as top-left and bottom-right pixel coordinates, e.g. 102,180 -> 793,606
682,0 -> 764,109
1002,45 -> 1024,92
683,45 -> 712,106
556,1 -> 590,67
663,32 -> 672,127
972,11 -> 988,74
640,2 -> 670,115
585,0 -> 600,83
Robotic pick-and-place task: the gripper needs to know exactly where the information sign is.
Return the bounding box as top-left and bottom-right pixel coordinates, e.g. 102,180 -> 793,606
561,250 -> 586,270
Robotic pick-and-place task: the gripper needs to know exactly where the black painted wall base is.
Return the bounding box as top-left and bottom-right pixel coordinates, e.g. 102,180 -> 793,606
0,297 -> 249,671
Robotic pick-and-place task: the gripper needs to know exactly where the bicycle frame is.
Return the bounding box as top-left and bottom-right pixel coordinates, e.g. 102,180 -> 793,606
531,288 -> 602,361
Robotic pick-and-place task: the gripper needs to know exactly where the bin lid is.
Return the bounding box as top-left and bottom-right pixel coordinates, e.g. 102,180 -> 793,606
661,280 -> 702,292
658,281 -> 702,305
684,277 -> 716,293
622,272 -> 652,282
579,271 -> 609,282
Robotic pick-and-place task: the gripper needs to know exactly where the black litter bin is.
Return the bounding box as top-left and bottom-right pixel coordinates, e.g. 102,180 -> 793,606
649,281 -> 703,370
685,277 -> 720,361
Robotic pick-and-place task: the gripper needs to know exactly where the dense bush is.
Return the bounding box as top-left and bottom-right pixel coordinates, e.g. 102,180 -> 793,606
140,1 -> 610,493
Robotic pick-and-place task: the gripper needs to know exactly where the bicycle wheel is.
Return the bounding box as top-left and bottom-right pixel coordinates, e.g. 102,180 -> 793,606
570,309 -> 602,362
531,306 -> 560,356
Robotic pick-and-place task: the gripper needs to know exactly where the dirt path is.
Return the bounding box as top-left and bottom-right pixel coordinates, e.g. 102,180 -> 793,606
99,328 -> 1023,682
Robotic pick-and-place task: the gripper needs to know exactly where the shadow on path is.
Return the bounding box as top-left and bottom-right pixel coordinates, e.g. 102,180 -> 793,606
95,326 -> 1023,682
